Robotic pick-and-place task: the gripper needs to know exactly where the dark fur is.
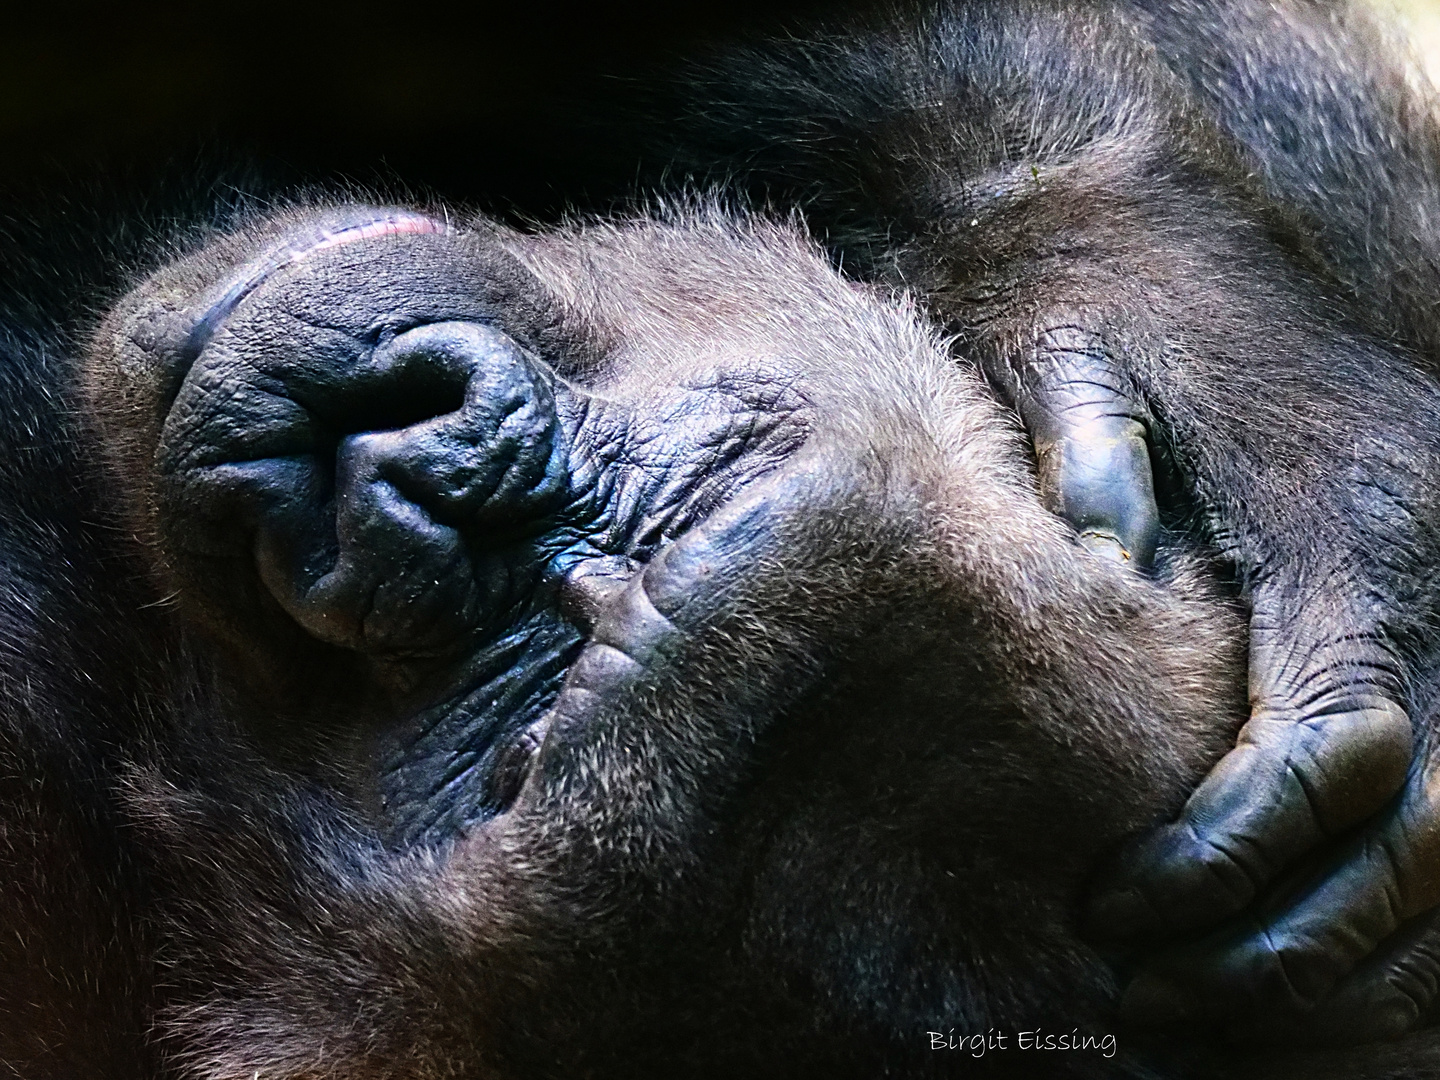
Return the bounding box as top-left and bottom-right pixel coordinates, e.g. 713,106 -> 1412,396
2,196 -> 1251,1078
668,0 -> 1440,1058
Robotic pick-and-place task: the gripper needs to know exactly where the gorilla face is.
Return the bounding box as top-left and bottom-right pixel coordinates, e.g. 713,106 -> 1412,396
73,202 -> 1245,1077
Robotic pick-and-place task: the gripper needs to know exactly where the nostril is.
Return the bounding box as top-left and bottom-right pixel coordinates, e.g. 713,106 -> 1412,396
159,314 -> 576,658
320,371 -> 470,437
335,322 -> 572,530
278,322 -> 574,651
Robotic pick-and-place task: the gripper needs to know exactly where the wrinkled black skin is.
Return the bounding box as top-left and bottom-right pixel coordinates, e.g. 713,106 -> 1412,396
665,0 -> 1440,1050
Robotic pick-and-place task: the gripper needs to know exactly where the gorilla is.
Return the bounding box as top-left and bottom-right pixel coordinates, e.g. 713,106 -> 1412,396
3,2 -> 1440,1080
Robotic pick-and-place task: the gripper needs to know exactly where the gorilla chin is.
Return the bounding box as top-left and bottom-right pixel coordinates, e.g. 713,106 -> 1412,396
63,200 -> 1255,1079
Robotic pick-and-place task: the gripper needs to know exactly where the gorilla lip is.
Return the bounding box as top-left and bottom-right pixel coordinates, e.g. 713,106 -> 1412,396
178,211 -> 454,376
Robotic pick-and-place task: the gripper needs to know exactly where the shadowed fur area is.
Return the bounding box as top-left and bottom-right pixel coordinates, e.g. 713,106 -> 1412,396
8,0 -> 1440,1078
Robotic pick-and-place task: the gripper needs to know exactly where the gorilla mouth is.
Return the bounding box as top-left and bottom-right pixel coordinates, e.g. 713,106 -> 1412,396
146,210 -> 813,845
177,210 -> 455,378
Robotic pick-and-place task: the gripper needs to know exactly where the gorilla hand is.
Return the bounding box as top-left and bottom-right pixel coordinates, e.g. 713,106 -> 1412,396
1009,324 -> 1161,569
1030,320 -> 1436,1040
875,261 -> 1430,1038
1118,737 -> 1440,1042
658,0 -> 1440,1040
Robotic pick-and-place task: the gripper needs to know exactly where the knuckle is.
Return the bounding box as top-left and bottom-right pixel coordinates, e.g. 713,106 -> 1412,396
1186,826 -> 1268,909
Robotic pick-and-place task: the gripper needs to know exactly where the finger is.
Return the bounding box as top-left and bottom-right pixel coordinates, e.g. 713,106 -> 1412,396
1297,906 -> 1440,1043
1121,745 -> 1440,1031
1011,324 -> 1160,569
1089,629 -> 1412,940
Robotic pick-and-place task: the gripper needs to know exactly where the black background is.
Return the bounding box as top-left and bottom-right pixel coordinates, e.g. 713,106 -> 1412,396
1,1 -> 865,219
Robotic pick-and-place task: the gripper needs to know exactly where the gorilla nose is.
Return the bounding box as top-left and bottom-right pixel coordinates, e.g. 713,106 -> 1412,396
335,323 -> 567,528
255,322 -> 572,654
158,314 -> 572,660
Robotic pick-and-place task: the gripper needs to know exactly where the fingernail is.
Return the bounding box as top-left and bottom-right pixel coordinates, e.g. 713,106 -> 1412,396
1122,972 -> 1196,1027
1078,530 -> 1131,563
